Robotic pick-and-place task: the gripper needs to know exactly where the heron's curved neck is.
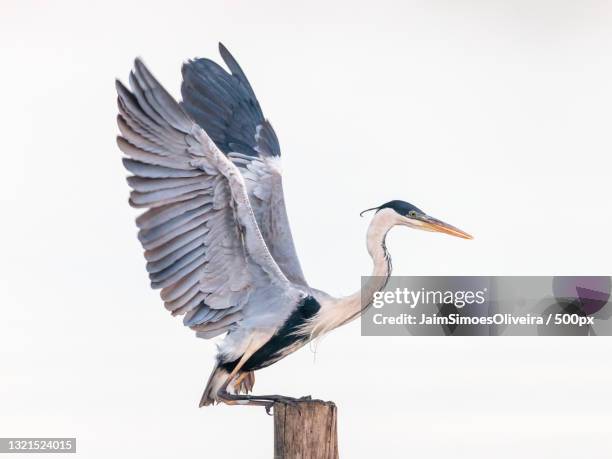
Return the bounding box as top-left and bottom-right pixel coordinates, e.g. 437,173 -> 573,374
310,210 -> 395,337
366,213 -> 393,276
360,210 -> 394,303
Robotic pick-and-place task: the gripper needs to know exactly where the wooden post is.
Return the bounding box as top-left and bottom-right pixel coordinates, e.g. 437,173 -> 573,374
273,400 -> 339,459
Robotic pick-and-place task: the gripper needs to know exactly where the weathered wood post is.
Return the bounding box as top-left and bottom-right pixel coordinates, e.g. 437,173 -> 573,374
273,400 -> 339,459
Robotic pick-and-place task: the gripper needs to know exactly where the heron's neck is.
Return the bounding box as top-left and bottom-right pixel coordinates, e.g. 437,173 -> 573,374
309,211 -> 395,337
354,211 -> 394,308
365,213 -> 393,279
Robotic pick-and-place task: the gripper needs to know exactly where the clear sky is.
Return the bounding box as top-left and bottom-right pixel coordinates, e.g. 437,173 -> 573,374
1,1 -> 612,457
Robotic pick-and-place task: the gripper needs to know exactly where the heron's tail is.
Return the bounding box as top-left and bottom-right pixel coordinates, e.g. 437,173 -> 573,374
199,364 -> 228,407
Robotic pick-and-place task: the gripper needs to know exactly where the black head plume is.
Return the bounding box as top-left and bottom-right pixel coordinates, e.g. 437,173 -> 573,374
359,206 -> 381,217
360,200 -> 424,217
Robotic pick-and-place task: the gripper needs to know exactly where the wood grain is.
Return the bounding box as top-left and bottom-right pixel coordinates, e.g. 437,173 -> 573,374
273,400 -> 339,459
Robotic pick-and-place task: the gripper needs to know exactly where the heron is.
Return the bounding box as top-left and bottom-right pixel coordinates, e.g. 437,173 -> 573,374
115,43 -> 472,409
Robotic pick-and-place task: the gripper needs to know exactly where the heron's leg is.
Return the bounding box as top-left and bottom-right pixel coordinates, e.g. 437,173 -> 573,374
217,393 -> 271,407
218,362 -> 310,408
220,392 -> 303,404
219,391 -> 314,412
218,348 -> 257,395
220,367 -> 310,407
232,372 -> 247,392
218,391 -> 305,414
215,336 -> 269,406
214,333 -> 309,411
233,371 -> 255,394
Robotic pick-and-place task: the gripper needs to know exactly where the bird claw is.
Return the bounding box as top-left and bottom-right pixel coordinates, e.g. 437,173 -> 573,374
261,396 -> 304,415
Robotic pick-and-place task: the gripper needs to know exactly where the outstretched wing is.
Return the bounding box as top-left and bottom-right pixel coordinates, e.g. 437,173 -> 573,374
116,59 -> 303,339
180,43 -> 307,286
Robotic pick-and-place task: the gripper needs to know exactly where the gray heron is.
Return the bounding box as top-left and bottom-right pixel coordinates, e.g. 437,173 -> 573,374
115,43 -> 472,409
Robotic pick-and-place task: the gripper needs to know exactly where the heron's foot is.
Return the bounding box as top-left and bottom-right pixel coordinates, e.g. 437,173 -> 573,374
262,395 -> 303,416
263,395 -> 312,414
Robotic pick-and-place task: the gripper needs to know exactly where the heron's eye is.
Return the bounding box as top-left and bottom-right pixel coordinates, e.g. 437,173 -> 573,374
408,210 -> 418,217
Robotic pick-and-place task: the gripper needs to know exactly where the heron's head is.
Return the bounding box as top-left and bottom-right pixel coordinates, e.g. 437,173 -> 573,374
360,200 -> 473,239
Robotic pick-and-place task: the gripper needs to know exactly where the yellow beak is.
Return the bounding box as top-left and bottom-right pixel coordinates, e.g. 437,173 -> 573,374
419,216 -> 473,240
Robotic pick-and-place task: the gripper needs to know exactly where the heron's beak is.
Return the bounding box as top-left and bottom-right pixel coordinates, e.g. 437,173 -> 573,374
418,215 -> 473,239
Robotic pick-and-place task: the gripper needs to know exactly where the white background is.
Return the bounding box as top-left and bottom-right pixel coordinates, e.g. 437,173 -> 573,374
2,1 -> 612,458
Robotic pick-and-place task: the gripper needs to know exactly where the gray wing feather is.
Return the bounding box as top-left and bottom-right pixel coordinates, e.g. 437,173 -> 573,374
180,43 -> 307,286
117,59 -> 302,338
